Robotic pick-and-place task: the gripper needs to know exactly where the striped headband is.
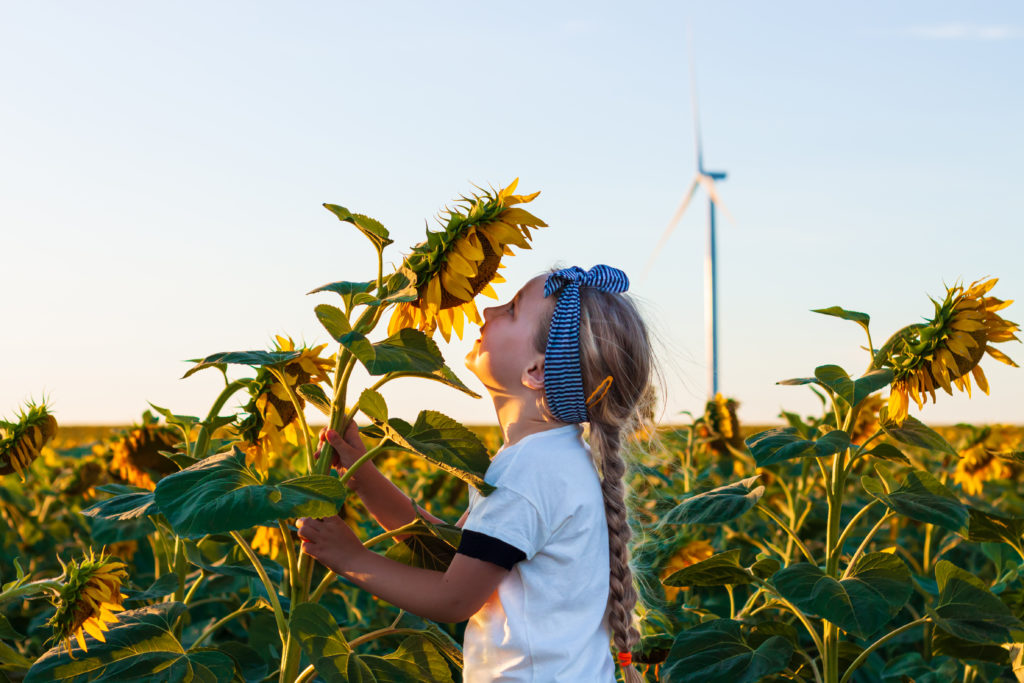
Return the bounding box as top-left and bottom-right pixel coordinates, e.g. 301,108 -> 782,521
543,265 -> 630,423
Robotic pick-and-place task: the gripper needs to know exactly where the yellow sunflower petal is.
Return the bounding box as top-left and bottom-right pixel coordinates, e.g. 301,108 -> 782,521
985,346 -> 1019,367
440,269 -> 474,302
82,619 -> 107,643
972,364 -> 990,394
498,207 -> 548,228
75,628 -> 88,652
451,305 -> 465,339
426,277 -> 443,310
479,283 -> 499,299
454,230 -> 485,261
436,308 -> 453,343
445,250 -> 479,278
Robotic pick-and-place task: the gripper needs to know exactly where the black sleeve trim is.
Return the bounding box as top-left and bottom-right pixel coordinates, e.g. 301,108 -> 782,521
456,529 -> 526,570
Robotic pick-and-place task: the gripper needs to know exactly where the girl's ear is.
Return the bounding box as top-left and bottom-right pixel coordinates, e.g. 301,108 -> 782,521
521,353 -> 545,391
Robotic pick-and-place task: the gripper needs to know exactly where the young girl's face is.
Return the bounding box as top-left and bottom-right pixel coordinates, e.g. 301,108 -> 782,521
464,274 -> 551,394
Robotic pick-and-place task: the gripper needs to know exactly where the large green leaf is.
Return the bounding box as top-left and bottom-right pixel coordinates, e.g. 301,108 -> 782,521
930,560 -> 1024,643
659,476 -> 765,526
288,603 -> 453,683
323,204 -> 393,252
745,428 -> 850,466
878,408 -> 957,456
771,553 -> 911,638
814,365 -> 895,408
963,508 -> 1024,545
382,517 -> 462,572
181,350 -> 303,379
359,389 -> 389,423
339,328 -> 446,377
81,485 -> 156,521
661,619 -> 792,683
663,549 -> 753,587
154,448 -> 347,538
25,603 -> 235,683
308,280 -> 377,312
386,367 -> 482,399
862,469 -> 968,532
381,411 -> 493,494
298,383 -> 332,416
184,540 -> 286,583
315,304 -> 352,342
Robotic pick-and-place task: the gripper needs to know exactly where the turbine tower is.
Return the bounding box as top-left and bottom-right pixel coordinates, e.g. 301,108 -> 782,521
642,28 -> 732,399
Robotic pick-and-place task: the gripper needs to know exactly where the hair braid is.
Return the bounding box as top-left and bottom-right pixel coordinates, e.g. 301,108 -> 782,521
592,422 -> 644,683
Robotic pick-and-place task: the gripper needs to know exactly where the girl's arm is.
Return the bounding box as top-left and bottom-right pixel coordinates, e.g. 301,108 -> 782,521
320,425 -> 447,529
297,515 -> 506,623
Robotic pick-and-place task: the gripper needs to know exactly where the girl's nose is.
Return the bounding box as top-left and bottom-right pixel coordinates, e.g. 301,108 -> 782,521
482,305 -> 497,322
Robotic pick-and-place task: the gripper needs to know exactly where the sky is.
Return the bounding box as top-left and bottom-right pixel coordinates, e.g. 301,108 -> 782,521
2,1 -> 1022,429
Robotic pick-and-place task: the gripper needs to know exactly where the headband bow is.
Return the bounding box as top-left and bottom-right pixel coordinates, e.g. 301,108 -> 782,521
543,265 -> 629,423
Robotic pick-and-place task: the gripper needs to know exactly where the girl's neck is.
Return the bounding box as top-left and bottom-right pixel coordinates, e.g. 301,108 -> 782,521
490,392 -> 566,448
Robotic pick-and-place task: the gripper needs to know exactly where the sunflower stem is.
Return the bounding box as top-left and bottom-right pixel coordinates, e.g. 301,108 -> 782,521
193,379 -> 249,458
229,531 -> 287,643
269,368 -> 315,476
278,519 -> 299,605
839,618 -> 929,683
758,505 -> 816,565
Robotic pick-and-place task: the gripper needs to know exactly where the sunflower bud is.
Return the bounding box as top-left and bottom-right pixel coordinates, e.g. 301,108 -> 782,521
0,401 -> 58,480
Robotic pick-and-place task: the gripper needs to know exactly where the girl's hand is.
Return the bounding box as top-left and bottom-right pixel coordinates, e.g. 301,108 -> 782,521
297,515 -> 364,574
316,421 -> 367,486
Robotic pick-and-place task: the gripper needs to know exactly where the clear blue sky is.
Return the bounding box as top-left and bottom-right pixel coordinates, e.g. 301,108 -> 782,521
2,1 -> 1022,427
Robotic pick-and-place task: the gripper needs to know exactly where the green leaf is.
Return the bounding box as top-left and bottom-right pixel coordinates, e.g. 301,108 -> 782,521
661,619 -> 792,683
123,574 -> 180,603
862,469 -> 968,532
154,448 -> 347,538
771,553 -> 911,638
811,305 -> 870,331
931,560 -> 1024,643
289,604 -> 454,683
81,485 -> 156,521
359,389 -> 388,423
865,443 -> 910,465
878,407 -> 957,456
217,642 -> 269,682
659,476 -> 765,526
25,603 -> 235,683
776,377 -> 819,386
0,638 -> 33,669
182,350 -> 302,379
315,304 -> 352,342
383,516 -> 462,572
963,508 -> 1024,545
380,411 -> 494,494
298,383 -> 332,417
0,613 -> 24,640
745,428 -> 850,466
323,204 -> 394,252
308,279 -> 377,312
930,629 -> 1011,664
346,328 -> 446,376
814,365 -> 894,408
663,549 -> 753,587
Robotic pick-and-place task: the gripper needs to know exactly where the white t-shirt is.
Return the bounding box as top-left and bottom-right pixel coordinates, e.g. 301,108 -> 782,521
461,424 -> 615,683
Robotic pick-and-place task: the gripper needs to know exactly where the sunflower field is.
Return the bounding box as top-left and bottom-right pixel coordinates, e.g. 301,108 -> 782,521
2,180 -> 1023,683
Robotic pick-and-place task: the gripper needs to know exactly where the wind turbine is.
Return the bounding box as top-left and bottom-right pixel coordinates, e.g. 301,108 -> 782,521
641,29 -> 733,399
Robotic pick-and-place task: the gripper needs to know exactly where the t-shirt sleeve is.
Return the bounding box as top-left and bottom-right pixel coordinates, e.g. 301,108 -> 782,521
459,485 -> 549,561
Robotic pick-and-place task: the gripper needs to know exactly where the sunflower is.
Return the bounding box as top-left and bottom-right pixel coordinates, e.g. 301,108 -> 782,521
251,525 -> 285,561
387,178 -> 547,342
0,401 -> 58,480
239,336 -> 334,469
881,277 -> 1020,424
107,416 -> 179,491
849,394 -> 884,445
953,442 -> 1014,496
660,539 -> 714,601
47,549 -> 128,656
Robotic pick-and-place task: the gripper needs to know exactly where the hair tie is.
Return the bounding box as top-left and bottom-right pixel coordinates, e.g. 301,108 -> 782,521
617,651 -> 633,667
543,265 -> 629,423
585,375 -> 614,407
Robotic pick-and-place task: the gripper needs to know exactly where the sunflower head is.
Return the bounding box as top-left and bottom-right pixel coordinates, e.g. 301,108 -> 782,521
107,413 -> 180,491
0,400 -> 58,480
251,525 -> 286,561
881,277 -> 1020,424
47,549 -> 128,656
660,539 -> 714,601
697,394 -> 743,461
387,179 -> 547,342
239,336 -> 334,468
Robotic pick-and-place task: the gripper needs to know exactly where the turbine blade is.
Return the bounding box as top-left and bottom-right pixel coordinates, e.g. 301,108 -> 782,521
697,175 -> 735,223
641,177 -> 701,280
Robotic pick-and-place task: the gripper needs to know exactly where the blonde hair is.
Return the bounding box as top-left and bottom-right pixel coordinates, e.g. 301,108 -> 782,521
533,276 -> 659,683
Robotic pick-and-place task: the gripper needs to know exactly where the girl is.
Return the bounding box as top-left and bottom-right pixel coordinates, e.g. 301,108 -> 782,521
298,264 -> 657,682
